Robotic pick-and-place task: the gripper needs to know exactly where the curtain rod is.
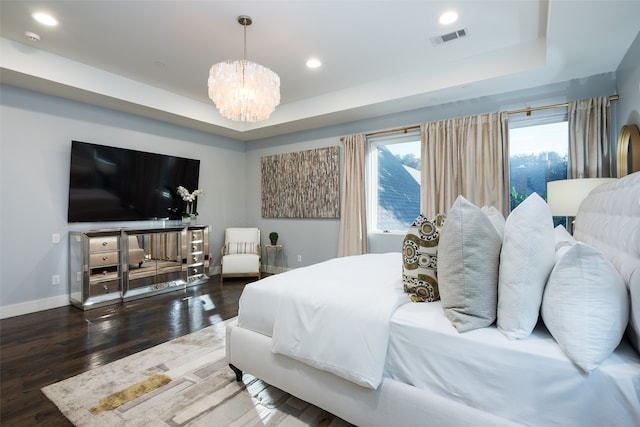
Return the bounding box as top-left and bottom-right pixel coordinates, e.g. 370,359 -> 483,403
340,95 -> 619,141
508,94 -> 618,116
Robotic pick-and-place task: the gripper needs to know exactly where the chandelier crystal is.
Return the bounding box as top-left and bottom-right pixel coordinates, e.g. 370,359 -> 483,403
208,16 -> 280,122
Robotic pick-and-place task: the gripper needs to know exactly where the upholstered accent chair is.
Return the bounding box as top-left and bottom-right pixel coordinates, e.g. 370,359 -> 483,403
220,227 -> 261,282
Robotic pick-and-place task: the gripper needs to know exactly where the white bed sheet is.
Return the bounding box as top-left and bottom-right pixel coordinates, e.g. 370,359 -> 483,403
385,302 -> 640,427
241,253 -> 407,389
238,253 -> 406,338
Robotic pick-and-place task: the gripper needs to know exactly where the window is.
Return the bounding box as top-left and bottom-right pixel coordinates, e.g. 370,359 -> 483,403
367,120 -> 568,235
509,121 -> 568,225
368,134 -> 421,233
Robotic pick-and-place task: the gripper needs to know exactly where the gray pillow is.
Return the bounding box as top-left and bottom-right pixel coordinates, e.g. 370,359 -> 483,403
438,196 -> 503,332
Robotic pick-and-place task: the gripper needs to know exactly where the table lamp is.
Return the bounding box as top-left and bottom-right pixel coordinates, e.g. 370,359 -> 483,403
547,178 -> 616,233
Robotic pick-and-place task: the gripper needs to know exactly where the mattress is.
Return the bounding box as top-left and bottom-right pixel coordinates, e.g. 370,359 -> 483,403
386,302 -> 640,426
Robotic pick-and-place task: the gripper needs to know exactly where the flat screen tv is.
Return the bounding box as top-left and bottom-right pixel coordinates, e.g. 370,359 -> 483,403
67,140 -> 200,223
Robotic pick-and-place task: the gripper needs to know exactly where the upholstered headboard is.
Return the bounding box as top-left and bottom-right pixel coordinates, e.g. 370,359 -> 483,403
573,172 -> 640,351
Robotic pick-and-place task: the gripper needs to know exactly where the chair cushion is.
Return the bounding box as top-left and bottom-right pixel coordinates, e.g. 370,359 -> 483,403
225,242 -> 259,255
222,253 -> 260,274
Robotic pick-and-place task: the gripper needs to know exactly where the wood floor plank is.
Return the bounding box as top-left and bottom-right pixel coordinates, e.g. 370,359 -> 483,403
0,276 -> 250,426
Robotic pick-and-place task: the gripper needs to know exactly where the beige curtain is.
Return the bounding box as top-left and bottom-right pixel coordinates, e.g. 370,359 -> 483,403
421,112 -> 509,217
568,96 -> 611,178
337,134 -> 368,257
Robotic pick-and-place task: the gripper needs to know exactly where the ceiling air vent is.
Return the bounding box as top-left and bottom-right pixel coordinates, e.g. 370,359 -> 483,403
430,28 -> 468,46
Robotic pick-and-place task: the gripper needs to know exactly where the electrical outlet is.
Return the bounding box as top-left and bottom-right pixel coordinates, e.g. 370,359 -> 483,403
297,254 -> 302,262
76,272 -> 82,282
52,233 -> 60,244
52,274 -> 60,285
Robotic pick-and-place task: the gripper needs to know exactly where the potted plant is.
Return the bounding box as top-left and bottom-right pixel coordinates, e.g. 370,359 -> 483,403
269,232 -> 279,245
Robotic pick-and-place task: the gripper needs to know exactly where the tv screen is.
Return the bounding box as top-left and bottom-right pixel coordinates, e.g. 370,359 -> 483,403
67,140 -> 200,222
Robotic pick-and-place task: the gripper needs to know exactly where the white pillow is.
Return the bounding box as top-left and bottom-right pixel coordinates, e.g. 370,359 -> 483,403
497,193 -> 555,340
553,224 -> 576,260
438,196 -> 503,332
541,242 -> 629,372
481,205 -> 506,239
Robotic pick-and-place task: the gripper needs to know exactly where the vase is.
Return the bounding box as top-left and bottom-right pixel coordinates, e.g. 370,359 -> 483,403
182,216 -> 191,226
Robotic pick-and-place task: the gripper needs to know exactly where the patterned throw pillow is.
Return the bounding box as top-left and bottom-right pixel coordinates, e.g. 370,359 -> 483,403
402,213 -> 446,302
225,242 -> 259,255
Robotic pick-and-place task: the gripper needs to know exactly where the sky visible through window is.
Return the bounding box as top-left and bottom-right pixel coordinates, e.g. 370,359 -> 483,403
510,121 -> 568,157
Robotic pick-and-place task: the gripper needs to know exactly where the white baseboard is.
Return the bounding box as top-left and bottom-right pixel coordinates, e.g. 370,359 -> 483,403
0,294 -> 70,319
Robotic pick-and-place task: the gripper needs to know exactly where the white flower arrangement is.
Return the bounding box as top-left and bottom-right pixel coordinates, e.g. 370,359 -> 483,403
177,186 -> 204,217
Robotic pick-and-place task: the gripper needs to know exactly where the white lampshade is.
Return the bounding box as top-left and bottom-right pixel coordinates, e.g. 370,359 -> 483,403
547,178 -> 616,216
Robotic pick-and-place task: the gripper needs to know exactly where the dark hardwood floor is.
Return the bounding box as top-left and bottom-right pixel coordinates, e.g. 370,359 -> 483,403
0,276 -> 252,426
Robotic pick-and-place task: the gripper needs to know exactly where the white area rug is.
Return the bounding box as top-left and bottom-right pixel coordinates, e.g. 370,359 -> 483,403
42,319 -> 351,426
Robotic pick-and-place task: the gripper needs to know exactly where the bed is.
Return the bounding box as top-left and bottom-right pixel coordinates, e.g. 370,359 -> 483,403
226,172 -> 640,427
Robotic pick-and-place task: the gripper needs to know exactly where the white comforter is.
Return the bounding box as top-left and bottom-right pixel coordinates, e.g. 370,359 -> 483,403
270,253 -> 408,389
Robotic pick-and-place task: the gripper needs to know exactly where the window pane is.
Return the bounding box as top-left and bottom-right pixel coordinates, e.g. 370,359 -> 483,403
509,121 -> 568,225
373,140 -> 421,232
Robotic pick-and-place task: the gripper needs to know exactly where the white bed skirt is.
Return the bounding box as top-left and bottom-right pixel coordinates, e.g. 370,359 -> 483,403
225,318 -> 521,427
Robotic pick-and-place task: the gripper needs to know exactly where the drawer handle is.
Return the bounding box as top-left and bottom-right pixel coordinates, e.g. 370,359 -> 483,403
192,233 -> 197,239
102,256 -> 108,261
102,241 -> 108,246
103,285 -> 109,291
192,255 -> 197,262
192,268 -> 198,274
102,270 -> 108,275
192,246 -> 197,251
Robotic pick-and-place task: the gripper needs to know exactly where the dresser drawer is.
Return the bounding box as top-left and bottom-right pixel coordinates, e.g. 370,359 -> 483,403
188,265 -> 205,276
90,280 -> 120,295
190,242 -> 203,253
188,252 -> 204,265
190,230 -> 203,242
90,237 -> 119,252
89,251 -> 120,268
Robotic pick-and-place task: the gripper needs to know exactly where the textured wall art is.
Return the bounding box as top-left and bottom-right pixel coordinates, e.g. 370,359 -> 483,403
261,146 -> 340,218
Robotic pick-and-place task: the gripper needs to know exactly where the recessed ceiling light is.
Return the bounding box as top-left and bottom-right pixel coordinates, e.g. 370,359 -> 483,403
32,12 -> 58,26
439,11 -> 458,25
306,58 -> 322,69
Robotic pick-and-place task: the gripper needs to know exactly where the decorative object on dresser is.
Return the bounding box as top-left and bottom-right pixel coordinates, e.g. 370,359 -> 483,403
69,225 -> 210,310
220,227 -> 261,282
177,185 -> 204,225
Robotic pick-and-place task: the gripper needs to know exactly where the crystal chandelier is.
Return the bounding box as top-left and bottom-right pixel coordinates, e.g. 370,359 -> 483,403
208,15 -> 280,122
